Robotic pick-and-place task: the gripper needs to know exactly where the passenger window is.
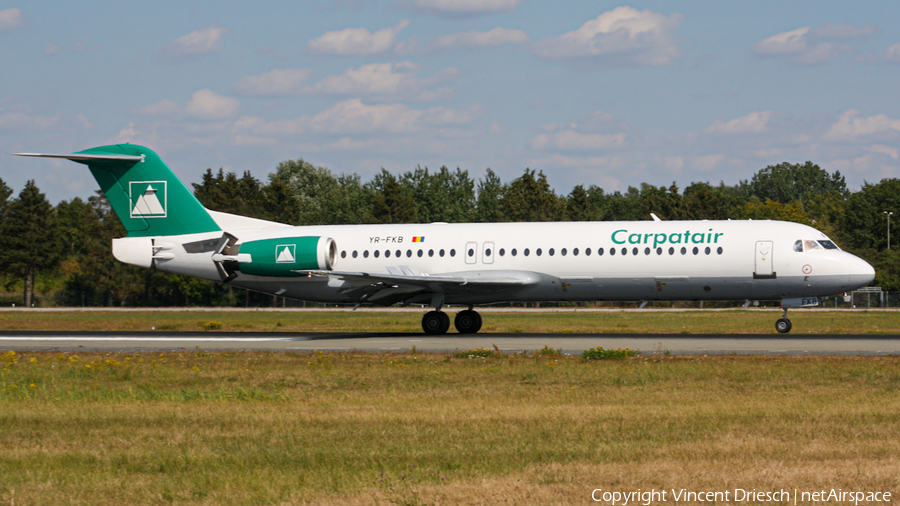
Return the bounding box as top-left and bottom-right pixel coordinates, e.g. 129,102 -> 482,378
561,248 -> 567,256
586,248 -> 592,256
692,247 -> 699,255
644,247 -> 650,255
632,247 -> 638,255
524,248 -> 530,256
622,247 -> 627,255
450,249 -> 456,257
499,248 -> 505,256
406,250 -> 412,257
717,247 -> 723,254
609,247 -> 614,256
548,248 -> 554,256
417,249 -> 423,257
352,251 -> 358,258
680,247 -> 686,255
439,249 -> 445,257
668,247 -> 674,255
704,246 -> 710,255
468,248 -> 475,257
363,250 -> 369,258
657,247 -> 662,255
598,247 -> 604,256
396,249 -> 401,258
512,248 -> 518,256
385,250 -> 391,258
573,248 -> 578,256
485,248 -> 492,257
793,240 -> 803,252
341,251 -> 347,258
374,250 -> 380,258
536,248 -> 543,256
428,249 -> 434,257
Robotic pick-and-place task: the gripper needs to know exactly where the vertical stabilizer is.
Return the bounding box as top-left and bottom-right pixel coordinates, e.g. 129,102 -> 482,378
16,144 -> 221,237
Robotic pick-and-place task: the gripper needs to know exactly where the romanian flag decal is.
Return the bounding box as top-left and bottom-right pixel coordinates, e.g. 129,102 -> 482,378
412,236 -> 425,243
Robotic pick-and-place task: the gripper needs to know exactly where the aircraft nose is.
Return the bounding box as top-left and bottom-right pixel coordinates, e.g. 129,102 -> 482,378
848,255 -> 875,288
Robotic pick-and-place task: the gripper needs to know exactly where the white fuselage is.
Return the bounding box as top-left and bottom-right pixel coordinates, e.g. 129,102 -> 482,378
149,219 -> 875,305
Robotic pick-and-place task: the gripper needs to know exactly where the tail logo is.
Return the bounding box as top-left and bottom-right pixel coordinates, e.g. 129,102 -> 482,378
275,244 -> 296,263
130,181 -> 168,218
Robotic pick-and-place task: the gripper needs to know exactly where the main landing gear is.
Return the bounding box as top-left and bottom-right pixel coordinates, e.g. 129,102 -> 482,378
421,304 -> 482,335
775,308 -> 792,334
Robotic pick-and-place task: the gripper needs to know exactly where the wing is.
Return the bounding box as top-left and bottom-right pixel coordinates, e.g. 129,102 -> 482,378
301,268 -> 541,306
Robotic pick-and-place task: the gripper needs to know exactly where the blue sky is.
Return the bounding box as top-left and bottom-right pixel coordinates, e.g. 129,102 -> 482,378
2,0 -> 899,203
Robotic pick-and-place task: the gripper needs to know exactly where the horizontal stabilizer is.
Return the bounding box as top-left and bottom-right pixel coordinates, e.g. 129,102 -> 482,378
14,153 -> 144,162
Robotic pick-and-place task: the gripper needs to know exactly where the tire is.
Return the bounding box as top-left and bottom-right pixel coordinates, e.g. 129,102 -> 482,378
775,318 -> 792,334
422,311 -> 449,335
454,310 -> 483,334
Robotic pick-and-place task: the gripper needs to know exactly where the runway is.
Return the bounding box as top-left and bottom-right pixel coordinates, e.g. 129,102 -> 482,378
1,331 -> 899,355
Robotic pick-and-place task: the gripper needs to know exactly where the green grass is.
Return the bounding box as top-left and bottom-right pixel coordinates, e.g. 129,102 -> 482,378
1,308 -> 900,334
1,350 -> 899,505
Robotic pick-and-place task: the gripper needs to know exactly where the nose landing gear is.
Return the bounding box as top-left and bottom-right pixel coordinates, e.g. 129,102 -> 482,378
775,308 -> 792,334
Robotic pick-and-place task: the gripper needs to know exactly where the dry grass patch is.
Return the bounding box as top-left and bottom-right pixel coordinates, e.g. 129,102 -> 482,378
0,352 -> 898,505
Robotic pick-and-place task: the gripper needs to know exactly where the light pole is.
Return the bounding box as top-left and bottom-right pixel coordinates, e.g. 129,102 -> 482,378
885,211 -> 893,250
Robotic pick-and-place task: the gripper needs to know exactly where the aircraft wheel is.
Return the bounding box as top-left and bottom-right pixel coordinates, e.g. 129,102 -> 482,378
455,310 -> 483,334
423,311 -> 450,335
775,318 -> 792,334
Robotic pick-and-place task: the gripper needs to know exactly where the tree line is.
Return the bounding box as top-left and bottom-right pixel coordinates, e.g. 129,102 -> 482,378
1,158 -> 899,307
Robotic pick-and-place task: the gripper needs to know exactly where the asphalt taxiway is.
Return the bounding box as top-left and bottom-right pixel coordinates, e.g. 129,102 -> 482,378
1,331 -> 899,355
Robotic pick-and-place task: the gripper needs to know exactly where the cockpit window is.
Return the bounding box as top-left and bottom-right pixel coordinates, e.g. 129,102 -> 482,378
796,239 -> 835,252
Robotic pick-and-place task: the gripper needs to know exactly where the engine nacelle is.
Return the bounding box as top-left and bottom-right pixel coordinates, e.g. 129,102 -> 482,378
235,236 -> 337,276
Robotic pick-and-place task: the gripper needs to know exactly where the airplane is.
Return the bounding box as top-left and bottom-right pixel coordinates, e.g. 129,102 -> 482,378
16,144 -> 876,334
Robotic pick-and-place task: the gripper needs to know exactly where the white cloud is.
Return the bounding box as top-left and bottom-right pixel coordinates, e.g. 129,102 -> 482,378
397,0 -> 523,18
136,99 -> 181,117
533,6 -> 683,67
0,112 -> 58,130
302,62 -> 457,101
236,99 -> 477,137
0,8 -> 23,32
307,20 -> 409,56
866,145 -> 899,160
824,110 -> 900,140
883,42 -> 900,63
753,23 -> 876,65
232,68 -> 313,96
162,26 -> 230,61
185,89 -> 240,120
529,130 -> 626,151
307,99 -> 468,134
399,27 -> 528,53
706,111 -> 771,135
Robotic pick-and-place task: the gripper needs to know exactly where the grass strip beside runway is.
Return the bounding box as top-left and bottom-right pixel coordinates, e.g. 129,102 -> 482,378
0,350 -> 898,505
1,308 -> 899,334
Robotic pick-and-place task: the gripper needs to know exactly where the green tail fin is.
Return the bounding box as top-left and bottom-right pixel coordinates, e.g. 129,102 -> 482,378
23,144 -> 221,237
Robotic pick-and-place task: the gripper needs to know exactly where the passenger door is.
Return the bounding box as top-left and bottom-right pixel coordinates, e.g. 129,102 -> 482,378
754,240 -> 776,279
465,242 -> 478,265
482,242 -> 495,265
